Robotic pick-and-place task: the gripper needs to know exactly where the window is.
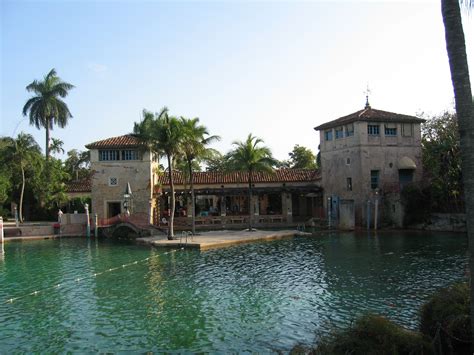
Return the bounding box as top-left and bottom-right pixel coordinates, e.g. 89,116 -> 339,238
384,124 -> 397,136
99,150 -> 120,161
370,170 -> 379,189
346,157 -> 351,165
325,130 -> 333,141
402,123 -> 413,137
345,123 -> 354,137
367,125 -> 380,136
109,177 -> 118,186
335,127 -> 344,139
347,177 -> 352,191
122,149 -> 139,160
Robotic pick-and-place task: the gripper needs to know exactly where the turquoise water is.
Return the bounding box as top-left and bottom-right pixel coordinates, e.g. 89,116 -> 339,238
0,232 -> 467,353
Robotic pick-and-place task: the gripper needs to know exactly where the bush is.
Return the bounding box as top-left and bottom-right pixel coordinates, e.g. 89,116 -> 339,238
298,314 -> 433,355
420,282 -> 471,354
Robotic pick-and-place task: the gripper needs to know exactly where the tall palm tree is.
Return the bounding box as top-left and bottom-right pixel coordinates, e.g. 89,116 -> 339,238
441,0 -> 474,341
4,133 -> 42,222
180,117 -> 220,234
228,134 -> 276,231
22,68 -> 74,160
134,107 -> 183,240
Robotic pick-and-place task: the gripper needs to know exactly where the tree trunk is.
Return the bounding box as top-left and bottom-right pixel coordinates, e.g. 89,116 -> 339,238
248,170 -> 253,231
188,160 -> 196,235
45,121 -> 51,160
167,154 -> 175,240
19,165 -> 25,223
442,0 -> 474,345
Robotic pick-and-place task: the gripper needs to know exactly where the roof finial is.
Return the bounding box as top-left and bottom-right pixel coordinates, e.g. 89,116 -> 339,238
364,83 -> 371,109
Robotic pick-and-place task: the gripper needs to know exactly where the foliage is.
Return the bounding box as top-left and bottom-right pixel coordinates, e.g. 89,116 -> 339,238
178,116 -> 220,233
64,149 -> 90,180
306,314 -> 432,355
22,68 -> 74,159
66,197 -> 91,213
49,138 -> 64,156
400,184 -> 432,226
228,134 -> 276,230
2,133 -> 42,222
288,145 -> 317,169
421,111 -> 463,212
420,282 -> 471,354
205,152 -> 233,171
0,133 -> 72,221
133,107 -> 183,239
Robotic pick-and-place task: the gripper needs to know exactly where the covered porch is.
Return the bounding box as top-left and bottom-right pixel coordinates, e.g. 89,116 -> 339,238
155,169 -> 324,230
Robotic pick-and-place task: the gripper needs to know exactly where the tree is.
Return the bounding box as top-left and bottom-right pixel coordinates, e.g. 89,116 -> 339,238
134,107 -> 183,240
3,133 -> 42,222
205,152 -> 233,172
288,145 -> 317,169
228,134 -> 276,231
441,0 -> 474,343
180,117 -> 220,234
22,68 -> 74,160
421,111 -> 462,211
65,149 -> 90,180
49,138 -> 64,156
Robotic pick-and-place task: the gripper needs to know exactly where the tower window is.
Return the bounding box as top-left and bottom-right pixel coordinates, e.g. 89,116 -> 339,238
325,130 -> 333,141
370,170 -> 379,189
368,125 -> 380,136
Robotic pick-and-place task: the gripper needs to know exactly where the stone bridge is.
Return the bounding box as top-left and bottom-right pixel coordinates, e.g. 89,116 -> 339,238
98,213 -> 165,239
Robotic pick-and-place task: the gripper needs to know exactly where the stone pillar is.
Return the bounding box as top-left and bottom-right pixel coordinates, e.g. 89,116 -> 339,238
282,192 -> 293,223
220,195 -> 226,216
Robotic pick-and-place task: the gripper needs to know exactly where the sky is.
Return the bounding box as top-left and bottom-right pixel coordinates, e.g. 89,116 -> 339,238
1,0 -> 473,163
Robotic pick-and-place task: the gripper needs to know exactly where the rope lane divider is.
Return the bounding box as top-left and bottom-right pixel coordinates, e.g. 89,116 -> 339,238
3,248 -> 182,305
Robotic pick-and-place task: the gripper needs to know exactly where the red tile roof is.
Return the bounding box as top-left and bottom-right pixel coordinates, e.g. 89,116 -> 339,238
157,169 -> 320,186
314,107 -> 425,131
66,178 -> 92,193
85,134 -> 143,149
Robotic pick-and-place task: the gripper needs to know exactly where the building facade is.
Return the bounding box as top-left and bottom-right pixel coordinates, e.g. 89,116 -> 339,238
85,135 -> 159,223
314,103 -> 425,227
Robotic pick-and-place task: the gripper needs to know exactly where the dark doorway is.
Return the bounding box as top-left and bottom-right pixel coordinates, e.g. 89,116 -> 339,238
108,202 -> 122,218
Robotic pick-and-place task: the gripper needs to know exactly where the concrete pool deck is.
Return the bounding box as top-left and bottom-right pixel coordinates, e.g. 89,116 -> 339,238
137,229 -> 310,250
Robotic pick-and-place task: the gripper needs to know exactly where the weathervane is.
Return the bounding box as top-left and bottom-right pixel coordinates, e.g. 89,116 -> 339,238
364,83 -> 371,109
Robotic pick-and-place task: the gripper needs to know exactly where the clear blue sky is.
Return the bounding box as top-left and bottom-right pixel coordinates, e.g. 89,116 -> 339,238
1,0 -> 473,162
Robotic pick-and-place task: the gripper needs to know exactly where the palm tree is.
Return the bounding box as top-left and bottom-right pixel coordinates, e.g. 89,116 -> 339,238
228,134 -> 276,231
441,0 -> 474,342
49,138 -> 64,156
22,68 -> 74,160
4,133 -> 42,222
134,107 -> 183,240
180,117 -> 220,234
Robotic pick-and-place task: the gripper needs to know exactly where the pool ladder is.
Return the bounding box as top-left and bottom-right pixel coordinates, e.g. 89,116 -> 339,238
296,223 -> 306,232
180,231 -> 194,247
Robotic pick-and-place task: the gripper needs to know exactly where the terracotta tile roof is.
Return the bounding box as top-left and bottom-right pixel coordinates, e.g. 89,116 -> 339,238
66,178 -> 92,193
157,169 -> 321,186
85,134 -> 142,149
314,107 -> 425,131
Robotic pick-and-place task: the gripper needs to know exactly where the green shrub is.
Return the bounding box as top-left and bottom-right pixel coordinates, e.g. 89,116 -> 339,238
420,282 -> 471,354
312,314 -> 432,355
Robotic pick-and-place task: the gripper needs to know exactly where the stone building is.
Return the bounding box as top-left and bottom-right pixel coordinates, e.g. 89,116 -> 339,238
314,101 -> 425,227
85,135 -> 159,223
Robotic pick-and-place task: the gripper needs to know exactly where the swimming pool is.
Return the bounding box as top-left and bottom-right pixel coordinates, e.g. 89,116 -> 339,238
0,231 -> 467,352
